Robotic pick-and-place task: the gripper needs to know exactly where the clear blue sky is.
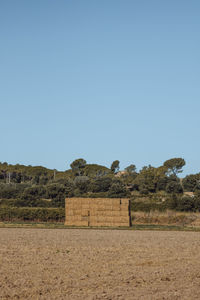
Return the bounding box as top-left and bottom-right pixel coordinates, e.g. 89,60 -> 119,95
0,0 -> 200,175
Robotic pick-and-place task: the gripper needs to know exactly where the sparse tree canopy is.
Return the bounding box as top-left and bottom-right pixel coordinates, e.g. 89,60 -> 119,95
125,164 -> 136,174
110,160 -> 120,173
70,158 -> 87,175
163,158 -> 186,176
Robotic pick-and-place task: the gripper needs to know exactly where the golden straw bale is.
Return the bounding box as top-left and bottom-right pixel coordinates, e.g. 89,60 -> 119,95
81,216 -> 89,221
98,210 -> 105,216
112,217 -> 120,222
120,211 -> 129,216
64,221 -> 74,226
65,214 -> 73,220
96,222 -> 104,227
99,211 -> 106,217
121,198 -> 129,205
81,209 -> 89,216
120,204 -> 129,210
74,215 -> 82,221
66,210 -> 74,216
73,210 -> 82,216
81,198 -> 90,204
97,216 -> 106,222
65,198 -> 73,204
92,204 -> 98,210
90,216 -> 97,222
82,204 -> 90,210
118,222 -> 130,227
73,201 -> 81,207
98,205 -> 105,211
106,223 -> 112,227
65,197 -> 130,227
104,210 -> 111,216
112,211 -> 121,217
90,222 -> 98,226
66,203 -> 74,209
71,198 -> 79,205
89,198 -> 94,204
89,209 -> 97,216
99,199 -> 105,205
112,199 -> 120,205
110,222 -> 115,225
95,198 -> 103,205
107,199 -> 113,206
73,221 -> 88,226
65,216 -> 74,223
104,199 -> 113,205
120,216 -> 129,222
105,216 -> 113,222
112,206 -> 121,211
104,205 -> 113,211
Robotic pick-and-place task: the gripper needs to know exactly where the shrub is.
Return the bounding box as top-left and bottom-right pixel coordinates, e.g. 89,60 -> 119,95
0,207 -> 65,222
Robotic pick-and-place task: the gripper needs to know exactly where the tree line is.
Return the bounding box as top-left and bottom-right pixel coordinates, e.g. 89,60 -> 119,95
0,158 -> 200,211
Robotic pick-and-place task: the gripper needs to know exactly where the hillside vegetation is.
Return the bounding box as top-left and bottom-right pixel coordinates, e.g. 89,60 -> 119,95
0,158 -> 200,216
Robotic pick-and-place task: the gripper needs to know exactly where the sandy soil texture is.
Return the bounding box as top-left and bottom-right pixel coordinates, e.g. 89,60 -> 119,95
0,229 -> 200,300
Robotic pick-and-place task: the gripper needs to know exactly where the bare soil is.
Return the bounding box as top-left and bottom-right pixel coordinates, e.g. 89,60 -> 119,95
0,228 -> 200,300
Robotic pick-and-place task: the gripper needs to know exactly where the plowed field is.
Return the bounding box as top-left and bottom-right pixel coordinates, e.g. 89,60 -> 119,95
0,228 -> 200,299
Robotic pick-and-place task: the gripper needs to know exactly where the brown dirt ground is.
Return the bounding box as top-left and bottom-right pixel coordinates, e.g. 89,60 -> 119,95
0,229 -> 200,300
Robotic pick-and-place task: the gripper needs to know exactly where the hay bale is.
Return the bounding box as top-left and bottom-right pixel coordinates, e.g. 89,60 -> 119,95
112,199 -> 121,205
120,211 -> 129,216
97,216 -> 106,222
73,221 -> 88,226
98,204 -> 106,211
65,197 -> 130,227
120,216 -> 130,222
65,210 -> 74,216
104,205 -> 113,211
73,210 -> 82,216
120,204 -> 129,210
65,221 -> 74,226
112,211 -> 121,217
73,215 -> 82,221
90,216 -> 97,222
91,222 -> 99,226
81,209 -> 89,217
121,198 -> 129,205
82,205 -> 90,210
112,206 -> 121,211
81,216 -> 89,221
105,216 -> 113,223
72,198 -> 80,205
81,199 -> 90,205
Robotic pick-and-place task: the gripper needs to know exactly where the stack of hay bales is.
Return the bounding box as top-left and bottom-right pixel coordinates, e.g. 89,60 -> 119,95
65,198 -> 130,227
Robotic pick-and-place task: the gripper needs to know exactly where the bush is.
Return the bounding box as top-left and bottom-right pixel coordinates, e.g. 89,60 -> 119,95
166,181 -> 183,194
0,207 -> 65,222
130,200 -> 167,212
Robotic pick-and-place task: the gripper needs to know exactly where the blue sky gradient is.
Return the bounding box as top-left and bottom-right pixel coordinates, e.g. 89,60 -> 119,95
0,0 -> 200,174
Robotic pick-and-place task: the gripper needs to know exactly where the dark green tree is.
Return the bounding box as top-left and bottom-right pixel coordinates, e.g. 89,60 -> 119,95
89,177 -> 112,193
74,176 -> 90,193
182,174 -> 200,192
165,181 -> 183,194
108,180 -> 128,197
70,158 -> 87,176
125,164 -> 136,174
110,160 -> 120,174
163,158 -> 186,176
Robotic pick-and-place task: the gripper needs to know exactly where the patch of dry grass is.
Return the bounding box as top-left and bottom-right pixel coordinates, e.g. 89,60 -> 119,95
131,210 -> 200,226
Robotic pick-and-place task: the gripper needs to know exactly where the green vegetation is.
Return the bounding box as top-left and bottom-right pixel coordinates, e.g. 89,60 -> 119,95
0,157 -> 200,222
0,207 -> 65,222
